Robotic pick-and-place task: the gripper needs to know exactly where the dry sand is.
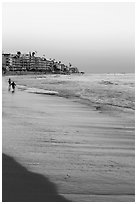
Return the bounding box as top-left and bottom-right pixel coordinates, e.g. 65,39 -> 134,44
2,77 -> 135,202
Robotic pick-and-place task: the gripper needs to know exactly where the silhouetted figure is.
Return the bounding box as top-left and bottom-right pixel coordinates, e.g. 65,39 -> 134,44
8,78 -> 11,91
11,81 -> 16,93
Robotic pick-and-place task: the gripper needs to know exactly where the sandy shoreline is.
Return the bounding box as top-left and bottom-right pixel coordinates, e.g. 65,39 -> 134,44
7,74 -> 135,114
2,76 -> 135,202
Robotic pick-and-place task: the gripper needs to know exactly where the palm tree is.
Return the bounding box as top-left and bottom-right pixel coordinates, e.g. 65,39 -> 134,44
17,51 -> 21,58
69,63 -> 72,67
32,52 -> 35,57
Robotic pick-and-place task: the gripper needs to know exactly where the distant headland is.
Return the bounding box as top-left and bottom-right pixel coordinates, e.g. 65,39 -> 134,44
2,51 -> 84,75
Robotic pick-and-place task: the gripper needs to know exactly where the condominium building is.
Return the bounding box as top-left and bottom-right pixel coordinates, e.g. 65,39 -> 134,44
2,53 -> 10,70
2,52 -> 79,74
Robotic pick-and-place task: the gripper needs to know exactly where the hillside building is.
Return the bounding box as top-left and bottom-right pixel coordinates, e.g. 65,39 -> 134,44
2,52 -> 79,74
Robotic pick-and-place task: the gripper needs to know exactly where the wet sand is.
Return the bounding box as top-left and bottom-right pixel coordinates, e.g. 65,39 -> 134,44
2,77 -> 135,202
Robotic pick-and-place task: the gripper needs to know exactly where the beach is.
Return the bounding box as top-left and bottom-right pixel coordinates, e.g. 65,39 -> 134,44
2,74 -> 135,202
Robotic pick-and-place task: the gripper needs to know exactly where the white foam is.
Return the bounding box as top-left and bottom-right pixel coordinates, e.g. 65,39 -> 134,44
25,87 -> 58,95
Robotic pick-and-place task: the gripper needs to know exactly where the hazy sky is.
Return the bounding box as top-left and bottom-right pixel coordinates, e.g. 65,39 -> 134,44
2,2 -> 134,73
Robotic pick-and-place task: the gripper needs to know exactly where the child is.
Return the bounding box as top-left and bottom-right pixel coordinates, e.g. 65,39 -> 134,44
8,78 -> 11,91
11,81 -> 16,92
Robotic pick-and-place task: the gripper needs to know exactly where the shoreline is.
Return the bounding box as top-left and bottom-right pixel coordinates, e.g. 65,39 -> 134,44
2,76 -> 135,202
3,74 -> 135,115
2,71 -> 84,76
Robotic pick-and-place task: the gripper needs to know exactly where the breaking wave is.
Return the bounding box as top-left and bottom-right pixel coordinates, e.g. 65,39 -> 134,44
16,73 -> 135,111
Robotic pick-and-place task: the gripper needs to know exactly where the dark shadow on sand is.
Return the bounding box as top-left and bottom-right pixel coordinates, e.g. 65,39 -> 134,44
2,154 -> 70,202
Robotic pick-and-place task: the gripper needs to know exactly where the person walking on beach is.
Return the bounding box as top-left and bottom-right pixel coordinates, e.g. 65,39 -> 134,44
8,78 -> 11,91
11,81 -> 16,92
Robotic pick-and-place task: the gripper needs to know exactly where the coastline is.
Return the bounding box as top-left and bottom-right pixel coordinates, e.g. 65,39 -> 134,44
2,75 -> 135,202
4,73 -> 135,115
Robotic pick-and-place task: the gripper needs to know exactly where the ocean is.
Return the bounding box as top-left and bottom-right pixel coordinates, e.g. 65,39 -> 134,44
12,73 -> 135,113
